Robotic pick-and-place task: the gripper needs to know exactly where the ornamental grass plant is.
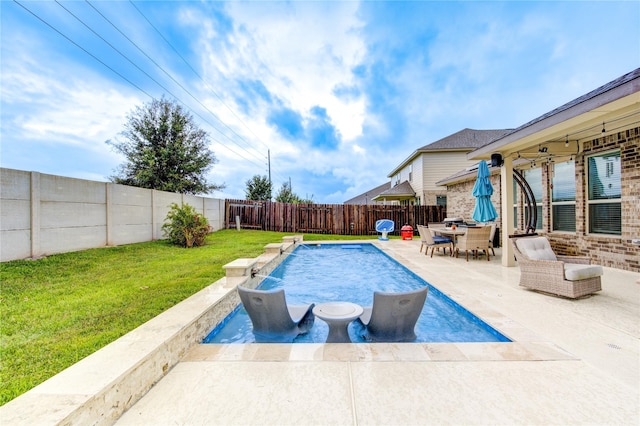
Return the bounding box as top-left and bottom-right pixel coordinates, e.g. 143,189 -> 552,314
0,230 -> 374,405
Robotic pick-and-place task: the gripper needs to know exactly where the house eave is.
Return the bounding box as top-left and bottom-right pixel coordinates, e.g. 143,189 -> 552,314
371,194 -> 415,202
436,160 -> 530,186
469,70 -> 640,161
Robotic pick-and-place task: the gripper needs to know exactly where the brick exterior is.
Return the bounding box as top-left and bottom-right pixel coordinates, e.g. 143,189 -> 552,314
547,127 -> 640,272
446,174 -> 503,244
445,126 -> 640,272
422,190 -> 447,206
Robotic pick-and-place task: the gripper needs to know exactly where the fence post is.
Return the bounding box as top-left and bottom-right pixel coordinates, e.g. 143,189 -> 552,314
30,172 -> 41,259
151,189 -> 157,241
106,183 -> 112,246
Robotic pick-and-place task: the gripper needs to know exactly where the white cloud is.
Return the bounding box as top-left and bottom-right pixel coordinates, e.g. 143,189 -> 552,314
172,1 -> 374,201
1,37 -> 140,171
3,0 -> 638,203
195,2 -> 366,142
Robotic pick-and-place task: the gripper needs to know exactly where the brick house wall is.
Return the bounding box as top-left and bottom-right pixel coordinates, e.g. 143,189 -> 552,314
422,190 -> 447,206
444,126 -> 639,272
547,127 -> 639,272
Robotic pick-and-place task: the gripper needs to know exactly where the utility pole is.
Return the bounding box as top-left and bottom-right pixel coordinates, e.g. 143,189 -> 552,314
267,149 -> 271,184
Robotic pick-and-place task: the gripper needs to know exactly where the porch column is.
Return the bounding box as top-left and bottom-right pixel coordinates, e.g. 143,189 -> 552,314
500,156 -> 515,266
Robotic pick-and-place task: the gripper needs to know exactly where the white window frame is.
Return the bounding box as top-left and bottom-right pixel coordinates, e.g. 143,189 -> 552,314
586,149 -> 622,236
551,160 -> 576,233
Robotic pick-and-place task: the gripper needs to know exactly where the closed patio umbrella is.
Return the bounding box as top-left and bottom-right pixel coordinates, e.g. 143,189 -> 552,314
472,160 -> 498,223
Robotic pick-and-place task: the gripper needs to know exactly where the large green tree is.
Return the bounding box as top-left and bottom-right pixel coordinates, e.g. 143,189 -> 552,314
107,97 -> 224,195
245,175 -> 272,201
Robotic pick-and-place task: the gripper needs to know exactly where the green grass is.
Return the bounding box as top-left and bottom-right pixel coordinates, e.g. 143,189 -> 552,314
0,230 -> 375,405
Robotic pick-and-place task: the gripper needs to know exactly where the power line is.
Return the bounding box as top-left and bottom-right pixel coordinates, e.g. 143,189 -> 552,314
55,0 -> 268,171
128,0 -> 272,153
13,0 -> 286,184
85,0 -> 269,169
13,0 -> 153,100
36,0 -> 266,171
126,1 -> 289,185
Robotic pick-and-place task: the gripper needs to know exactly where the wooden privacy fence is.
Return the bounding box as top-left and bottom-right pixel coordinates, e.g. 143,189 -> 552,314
225,199 -> 446,235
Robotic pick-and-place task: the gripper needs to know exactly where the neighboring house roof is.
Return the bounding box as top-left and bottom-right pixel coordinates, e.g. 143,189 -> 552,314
419,128 -> 512,151
388,128 -> 511,177
372,180 -> 416,201
344,182 -> 390,204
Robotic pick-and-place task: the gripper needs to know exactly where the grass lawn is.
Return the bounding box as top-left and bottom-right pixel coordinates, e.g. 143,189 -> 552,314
0,230 -> 376,405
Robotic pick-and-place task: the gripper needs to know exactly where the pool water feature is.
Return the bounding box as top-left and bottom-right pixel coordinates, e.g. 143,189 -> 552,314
204,243 -> 510,344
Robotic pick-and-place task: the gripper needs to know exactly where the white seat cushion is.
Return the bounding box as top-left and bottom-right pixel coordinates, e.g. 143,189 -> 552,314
564,263 -> 604,281
515,237 -> 557,261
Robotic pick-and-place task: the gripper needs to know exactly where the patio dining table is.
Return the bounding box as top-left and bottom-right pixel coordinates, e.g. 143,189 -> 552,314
432,227 -> 467,256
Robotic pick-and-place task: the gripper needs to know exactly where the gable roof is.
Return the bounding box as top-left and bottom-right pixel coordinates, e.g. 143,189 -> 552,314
419,128 -> 512,151
388,128 -> 511,176
343,182 -> 390,204
371,180 -> 416,201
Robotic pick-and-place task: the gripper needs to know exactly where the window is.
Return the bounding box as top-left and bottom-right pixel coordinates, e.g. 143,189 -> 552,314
551,161 -> 576,232
522,168 -> 543,230
587,151 -> 621,235
408,164 -> 413,182
436,195 -> 446,207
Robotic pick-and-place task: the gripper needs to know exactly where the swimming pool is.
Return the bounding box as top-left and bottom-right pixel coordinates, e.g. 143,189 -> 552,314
203,243 -> 510,343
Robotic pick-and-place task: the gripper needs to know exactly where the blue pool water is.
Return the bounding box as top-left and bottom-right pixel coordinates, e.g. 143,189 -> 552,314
203,243 -> 510,344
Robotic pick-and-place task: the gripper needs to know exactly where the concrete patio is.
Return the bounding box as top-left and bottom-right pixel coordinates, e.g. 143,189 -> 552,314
2,238 -> 638,425
117,239 -> 638,425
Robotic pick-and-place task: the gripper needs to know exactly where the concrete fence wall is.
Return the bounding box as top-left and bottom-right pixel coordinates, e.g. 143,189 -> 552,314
0,168 -> 225,262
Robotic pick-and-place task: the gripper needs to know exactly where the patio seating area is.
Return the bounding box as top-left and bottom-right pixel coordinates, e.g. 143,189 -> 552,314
429,222 -> 494,261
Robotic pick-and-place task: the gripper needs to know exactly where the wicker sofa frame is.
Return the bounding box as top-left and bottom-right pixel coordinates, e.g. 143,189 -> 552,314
510,235 -> 602,299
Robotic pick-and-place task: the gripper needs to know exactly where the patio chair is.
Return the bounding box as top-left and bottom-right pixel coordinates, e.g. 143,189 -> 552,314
357,287 -> 428,342
237,286 -> 315,343
510,236 -> 603,299
416,224 -> 453,257
455,225 -> 492,261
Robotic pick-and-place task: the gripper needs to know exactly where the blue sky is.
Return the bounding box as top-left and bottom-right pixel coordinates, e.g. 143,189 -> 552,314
1,1 -> 638,203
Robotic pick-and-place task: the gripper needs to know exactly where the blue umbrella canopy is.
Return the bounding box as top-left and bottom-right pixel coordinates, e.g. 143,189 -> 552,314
472,160 -> 498,222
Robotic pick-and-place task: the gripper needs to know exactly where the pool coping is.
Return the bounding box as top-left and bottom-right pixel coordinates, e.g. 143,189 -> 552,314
0,237 -> 575,426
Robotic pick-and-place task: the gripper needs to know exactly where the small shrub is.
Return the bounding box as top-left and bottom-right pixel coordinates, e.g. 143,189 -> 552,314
162,203 -> 212,247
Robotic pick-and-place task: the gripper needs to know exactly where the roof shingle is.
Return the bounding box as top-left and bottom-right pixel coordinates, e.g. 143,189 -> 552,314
419,128 -> 512,151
